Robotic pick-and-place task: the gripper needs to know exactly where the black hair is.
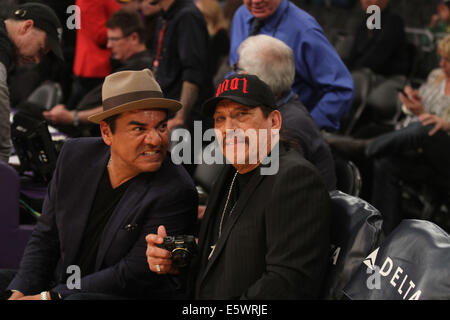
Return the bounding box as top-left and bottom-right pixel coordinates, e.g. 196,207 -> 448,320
103,114 -> 120,134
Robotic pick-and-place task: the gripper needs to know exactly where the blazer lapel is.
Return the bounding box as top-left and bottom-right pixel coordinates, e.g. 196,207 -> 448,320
64,149 -> 110,266
198,167 -> 265,287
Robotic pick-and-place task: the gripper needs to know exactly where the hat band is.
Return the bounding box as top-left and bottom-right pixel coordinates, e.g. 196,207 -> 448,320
103,90 -> 164,110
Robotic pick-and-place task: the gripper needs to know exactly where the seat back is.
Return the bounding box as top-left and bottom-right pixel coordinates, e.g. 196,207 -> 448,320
321,190 -> 384,299
366,76 -> 406,124
334,157 -> 362,197
343,219 -> 450,300
0,162 -> 34,268
340,68 -> 373,135
27,81 -> 63,111
0,161 -> 20,229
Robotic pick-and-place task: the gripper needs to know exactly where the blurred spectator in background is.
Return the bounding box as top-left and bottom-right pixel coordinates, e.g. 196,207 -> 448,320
0,2 -> 63,163
43,9 -> 152,137
368,113 -> 450,235
196,0 -> 230,86
428,0 -> 450,36
237,34 -> 336,190
140,0 -> 162,50
117,0 -> 141,12
396,35 -> 450,131
361,35 -> 450,234
150,0 -> 212,134
68,0 -> 121,109
345,0 -> 409,78
7,1 -> 74,109
229,0 -> 354,132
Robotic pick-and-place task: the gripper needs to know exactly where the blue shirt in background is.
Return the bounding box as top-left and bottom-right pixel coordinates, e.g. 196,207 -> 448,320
229,0 -> 354,131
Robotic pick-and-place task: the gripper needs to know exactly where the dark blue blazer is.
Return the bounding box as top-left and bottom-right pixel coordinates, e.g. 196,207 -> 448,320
8,137 -> 197,298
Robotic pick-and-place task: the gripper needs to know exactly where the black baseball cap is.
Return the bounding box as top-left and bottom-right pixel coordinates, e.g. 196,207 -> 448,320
11,2 -> 64,61
202,74 -> 277,116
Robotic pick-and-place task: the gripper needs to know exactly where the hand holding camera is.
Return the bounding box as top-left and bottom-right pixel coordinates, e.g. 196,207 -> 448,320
145,225 -> 197,274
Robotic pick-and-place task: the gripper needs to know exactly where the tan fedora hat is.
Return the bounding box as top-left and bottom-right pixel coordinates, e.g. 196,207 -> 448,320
88,68 -> 182,124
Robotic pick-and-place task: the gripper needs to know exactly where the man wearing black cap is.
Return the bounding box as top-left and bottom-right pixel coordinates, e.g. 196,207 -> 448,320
0,2 -> 63,163
146,74 -> 331,299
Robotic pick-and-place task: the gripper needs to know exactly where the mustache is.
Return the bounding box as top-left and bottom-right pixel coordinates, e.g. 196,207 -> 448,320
221,134 -> 249,146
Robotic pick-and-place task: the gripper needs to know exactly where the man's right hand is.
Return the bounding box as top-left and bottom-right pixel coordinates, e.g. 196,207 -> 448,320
145,225 -> 179,275
8,291 -> 24,300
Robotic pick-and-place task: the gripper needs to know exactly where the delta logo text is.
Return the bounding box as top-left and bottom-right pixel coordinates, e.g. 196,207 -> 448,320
364,248 -> 423,300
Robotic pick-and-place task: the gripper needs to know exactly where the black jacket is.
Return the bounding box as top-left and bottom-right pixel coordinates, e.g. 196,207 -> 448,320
346,8 -> 409,76
8,137 -> 197,298
278,92 -> 336,190
193,144 -> 331,299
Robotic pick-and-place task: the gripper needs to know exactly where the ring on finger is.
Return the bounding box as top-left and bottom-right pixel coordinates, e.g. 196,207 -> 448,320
155,264 -> 161,272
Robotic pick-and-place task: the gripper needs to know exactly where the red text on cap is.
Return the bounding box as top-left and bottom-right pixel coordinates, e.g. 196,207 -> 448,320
216,77 -> 248,97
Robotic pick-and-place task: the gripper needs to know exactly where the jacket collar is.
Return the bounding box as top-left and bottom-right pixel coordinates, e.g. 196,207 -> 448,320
64,146 -> 110,266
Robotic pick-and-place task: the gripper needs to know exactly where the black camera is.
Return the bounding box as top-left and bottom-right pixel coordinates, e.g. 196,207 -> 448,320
157,235 -> 197,268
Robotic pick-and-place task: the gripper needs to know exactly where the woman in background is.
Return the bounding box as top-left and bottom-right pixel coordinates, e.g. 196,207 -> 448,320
196,0 -> 230,86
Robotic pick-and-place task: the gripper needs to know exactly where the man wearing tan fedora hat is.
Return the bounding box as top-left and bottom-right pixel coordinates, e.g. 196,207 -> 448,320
1,69 -> 197,300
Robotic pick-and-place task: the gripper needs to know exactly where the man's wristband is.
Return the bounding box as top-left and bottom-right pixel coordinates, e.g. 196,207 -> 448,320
72,110 -> 79,127
40,291 -> 49,300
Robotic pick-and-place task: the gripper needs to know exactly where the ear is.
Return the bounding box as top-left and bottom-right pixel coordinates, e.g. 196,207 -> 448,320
100,121 -> 113,146
130,31 -> 139,42
269,110 -> 282,131
19,19 -> 34,35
